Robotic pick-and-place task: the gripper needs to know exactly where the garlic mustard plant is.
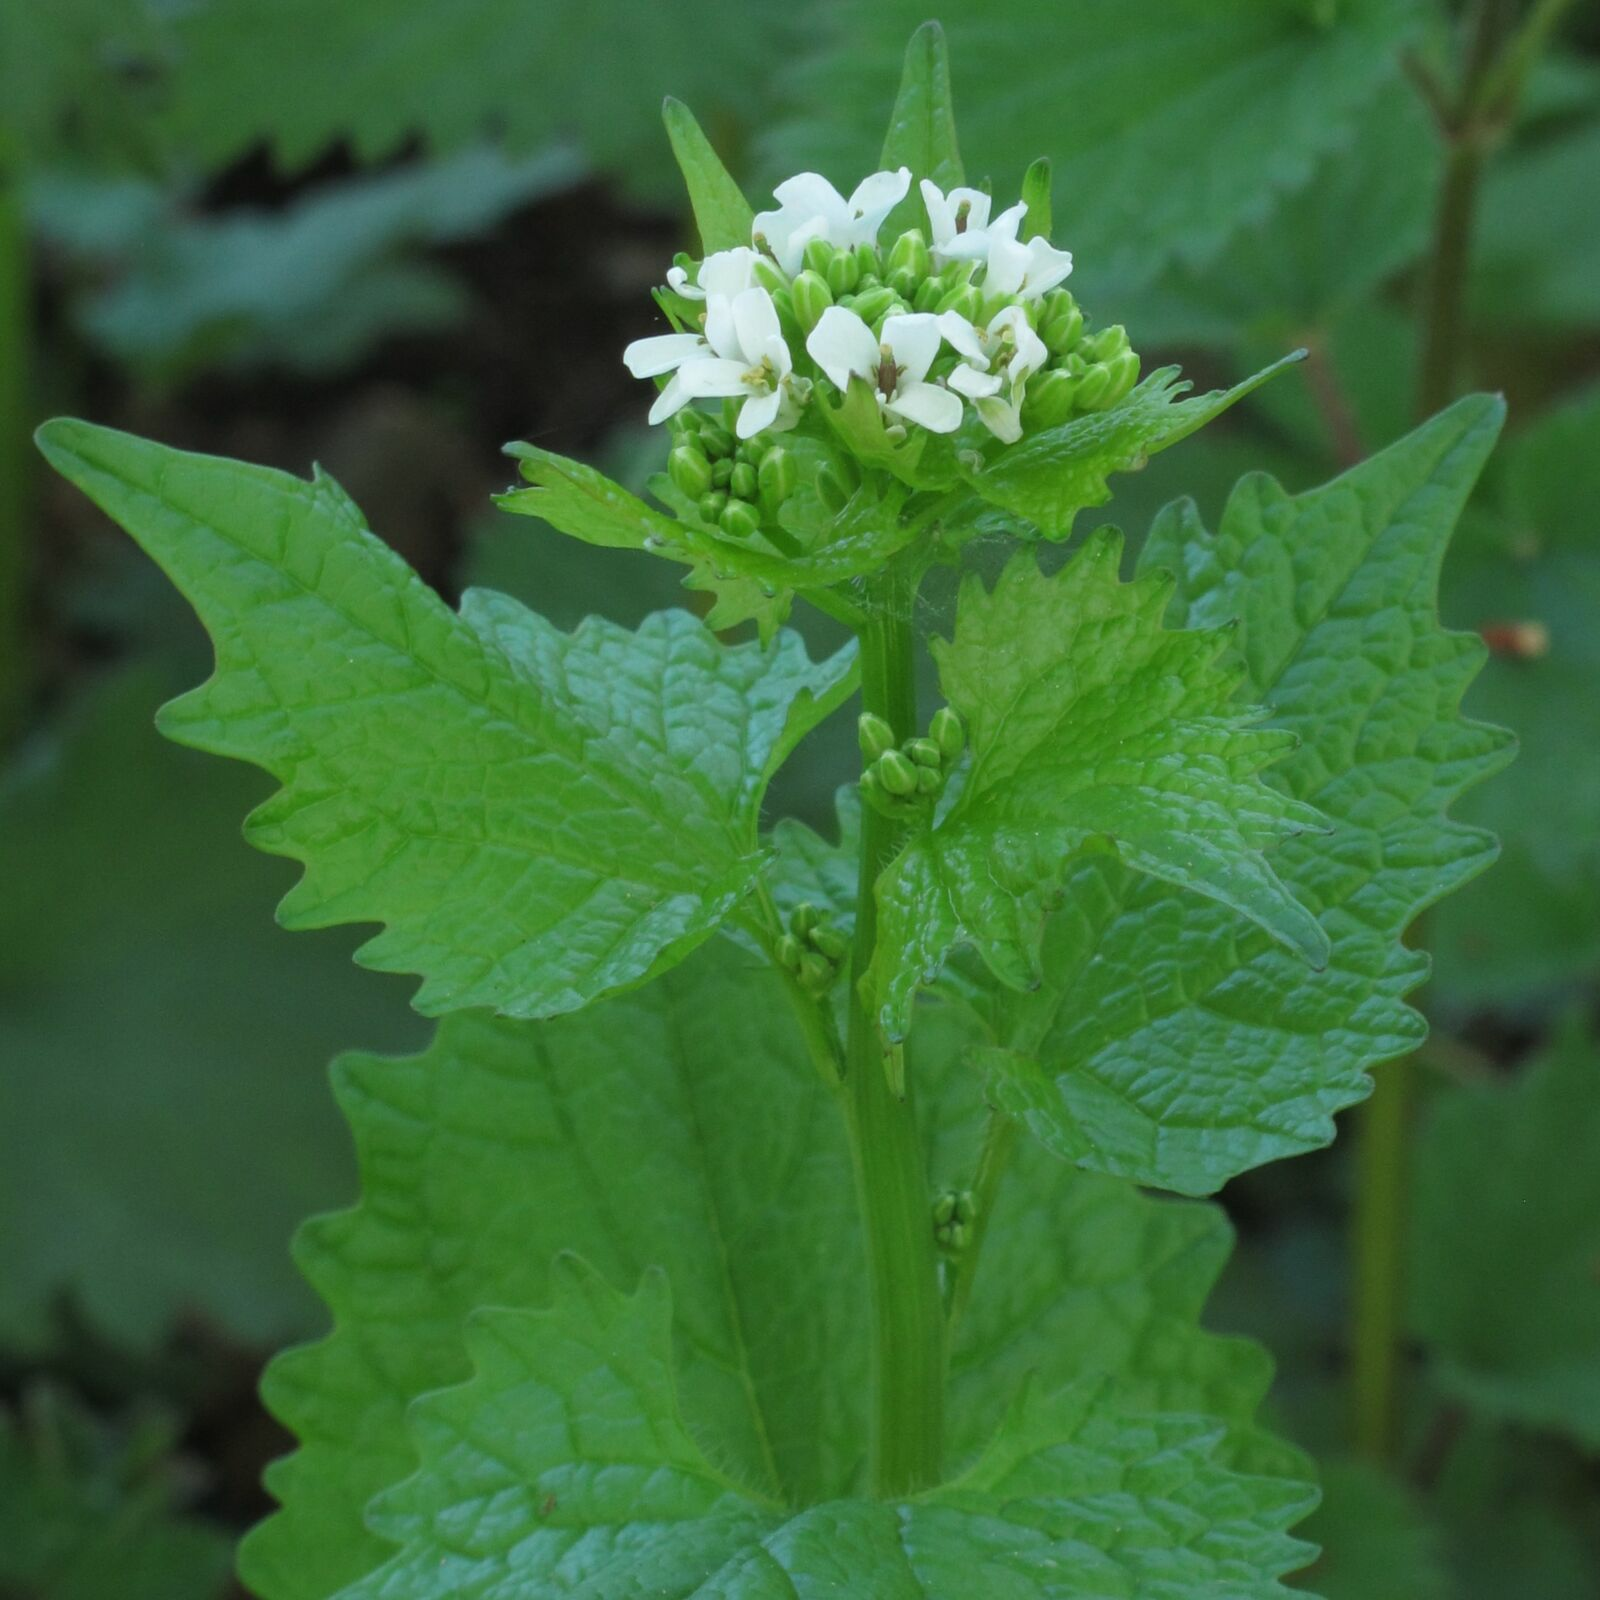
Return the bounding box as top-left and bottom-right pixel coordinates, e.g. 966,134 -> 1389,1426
34,23 -> 1511,1600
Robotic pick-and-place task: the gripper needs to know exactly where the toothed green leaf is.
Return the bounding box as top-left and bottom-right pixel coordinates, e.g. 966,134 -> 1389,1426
341,1264 -> 1314,1600
36,420 -> 855,1022
663,95 -> 755,254
878,20 -> 963,236
960,356 -> 1306,540
871,529 -> 1330,1041
243,950 -> 1312,1599
973,398 -> 1513,1195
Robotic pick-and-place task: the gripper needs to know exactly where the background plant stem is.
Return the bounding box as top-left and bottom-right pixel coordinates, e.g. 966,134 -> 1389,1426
840,563 -> 945,1496
1351,1056 -> 1410,1461
0,134 -> 29,742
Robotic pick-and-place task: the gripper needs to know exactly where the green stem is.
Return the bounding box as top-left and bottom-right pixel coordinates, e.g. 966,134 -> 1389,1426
840,561 -> 945,1497
0,134 -> 29,741
1351,1055 -> 1410,1462
1416,127 -> 1489,420
944,1107 -> 1017,1340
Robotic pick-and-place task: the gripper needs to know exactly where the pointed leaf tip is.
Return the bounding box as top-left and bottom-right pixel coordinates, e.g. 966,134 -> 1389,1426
662,96 -> 753,255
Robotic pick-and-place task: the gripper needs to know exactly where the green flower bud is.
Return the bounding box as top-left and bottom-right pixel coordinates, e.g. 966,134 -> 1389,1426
906,736 -> 942,769
729,461 -> 758,501
825,248 -> 862,297
710,457 -> 734,488
932,1191 -> 958,1226
1038,289 -> 1083,354
790,902 -> 819,940
757,447 -> 797,512
886,266 -> 920,299
668,445 -> 712,500
1073,363 -> 1113,411
936,282 -> 982,322
698,489 -> 729,521
848,284 -> 899,329
930,706 -> 965,761
753,255 -> 789,295
719,499 -> 762,539
858,711 -> 897,761
1020,367 -> 1077,430
1085,323 -> 1131,363
877,749 -> 919,797
809,923 -> 849,962
675,407 -> 705,434
816,465 -> 851,517
946,1220 -> 970,1252
940,257 -> 977,289
886,228 -> 931,283
699,419 -> 735,458
791,269 -> 833,334
1102,347 -> 1141,406
911,275 -> 944,312
774,933 -> 803,972
915,762 -> 942,795
798,951 -> 835,993
802,237 -> 837,278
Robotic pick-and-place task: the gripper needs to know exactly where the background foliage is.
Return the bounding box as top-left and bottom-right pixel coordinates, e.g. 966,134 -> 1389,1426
2,0 -> 1597,1594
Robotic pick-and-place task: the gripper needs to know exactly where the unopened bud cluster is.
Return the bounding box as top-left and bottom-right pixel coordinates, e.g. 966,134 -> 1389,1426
774,901 -> 849,995
859,705 -> 964,818
667,403 -> 797,540
933,1188 -> 978,1255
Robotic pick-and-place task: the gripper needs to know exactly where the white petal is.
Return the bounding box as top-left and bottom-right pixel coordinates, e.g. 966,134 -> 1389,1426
732,287 -> 782,364
983,235 -> 1029,298
772,171 -> 850,222
665,265 -> 705,300
937,311 -> 987,365
623,332 -> 705,378
759,332 -> 793,381
988,201 -> 1028,245
843,167 -> 911,245
698,247 -> 759,297
704,295 -> 740,360
736,389 -> 783,438
1008,324 -> 1049,382
920,179 -> 955,244
949,362 -> 1003,399
1019,238 -> 1073,299
677,357 -> 753,399
947,186 -> 993,234
881,312 -> 943,383
976,395 -> 1024,443
806,305 -> 879,389
886,379 -> 962,434
647,371 -> 691,424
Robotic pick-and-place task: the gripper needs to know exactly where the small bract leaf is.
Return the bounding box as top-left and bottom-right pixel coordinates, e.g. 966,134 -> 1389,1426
961,353 -> 1306,539
662,95 -> 755,254
879,19 -> 963,236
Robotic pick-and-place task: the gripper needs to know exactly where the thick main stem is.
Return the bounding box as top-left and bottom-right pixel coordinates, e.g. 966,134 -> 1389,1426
842,565 -> 945,1497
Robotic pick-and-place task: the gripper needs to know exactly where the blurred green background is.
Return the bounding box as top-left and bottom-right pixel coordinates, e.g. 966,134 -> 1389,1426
1,2 -> 1596,1595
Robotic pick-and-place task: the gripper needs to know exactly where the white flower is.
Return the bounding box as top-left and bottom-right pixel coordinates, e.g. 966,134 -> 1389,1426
623,286 -> 802,437
939,306 -> 1048,443
665,246 -> 761,301
919,180 -> 1027,265
806,306 -> 962,434
982,231 -> 1074,301
753,168 -> 912,276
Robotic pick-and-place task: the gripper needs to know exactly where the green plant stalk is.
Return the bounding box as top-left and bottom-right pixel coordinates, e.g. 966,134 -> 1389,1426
1416,132 -> 1489,421
839,560 -> 945,1497
0,139 -> 28,740
1351,1055 -> 1409,1461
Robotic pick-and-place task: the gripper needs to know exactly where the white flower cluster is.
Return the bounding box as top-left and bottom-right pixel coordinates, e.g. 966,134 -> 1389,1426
623,168 -> 1078,446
